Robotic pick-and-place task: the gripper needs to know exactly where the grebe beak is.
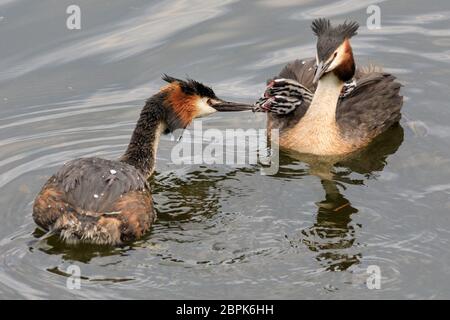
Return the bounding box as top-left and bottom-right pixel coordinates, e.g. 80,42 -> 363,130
313,60 -> 328,83
211,99 -> 253,112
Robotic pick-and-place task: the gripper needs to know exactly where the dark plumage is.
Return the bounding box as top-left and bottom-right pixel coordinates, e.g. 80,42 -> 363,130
121,93 -> 166,175
54,158 -> 148,212
311,18 -> 359,39
336,72 -> 403,144
162,74 -> 217,99
312,18 -> 359,62
33,158 -> 153,244
33,76 -> 252,245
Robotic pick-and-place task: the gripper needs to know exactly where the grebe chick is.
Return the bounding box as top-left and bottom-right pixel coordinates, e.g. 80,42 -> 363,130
33,75 -> 252,245
254,18 -> 403,156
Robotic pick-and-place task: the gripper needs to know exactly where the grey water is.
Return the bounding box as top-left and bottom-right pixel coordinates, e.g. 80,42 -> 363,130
1,0 -> 450,299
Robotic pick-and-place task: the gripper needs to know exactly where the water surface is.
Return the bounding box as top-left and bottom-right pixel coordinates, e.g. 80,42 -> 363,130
1,0 -> 450,299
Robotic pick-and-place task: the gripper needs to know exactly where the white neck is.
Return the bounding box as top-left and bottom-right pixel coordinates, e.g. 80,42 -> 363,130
305,72 -> 344,123
149,121 -> 166,175
280,72 -> 354,155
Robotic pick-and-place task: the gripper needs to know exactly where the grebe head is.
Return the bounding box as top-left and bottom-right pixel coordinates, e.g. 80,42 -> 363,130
161,75 -> 251,132
311,18 -> 359,83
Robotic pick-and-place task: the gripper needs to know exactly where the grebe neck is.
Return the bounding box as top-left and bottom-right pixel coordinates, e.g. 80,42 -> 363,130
120,94 -> 167,178
306,72 -> 344,123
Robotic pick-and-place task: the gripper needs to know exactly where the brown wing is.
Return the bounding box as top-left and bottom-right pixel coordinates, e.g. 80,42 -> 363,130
336,72 -> 403,145
54,157 -> 149,213
268,58 -> 316,132
33,157 -> 154,244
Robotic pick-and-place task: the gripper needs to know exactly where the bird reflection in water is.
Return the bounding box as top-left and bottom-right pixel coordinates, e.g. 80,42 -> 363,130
283,124 -> 404,271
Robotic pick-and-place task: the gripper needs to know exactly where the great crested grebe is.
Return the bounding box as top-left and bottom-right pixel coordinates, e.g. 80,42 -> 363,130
254,18 -> 403,156
33,75 -> 252,245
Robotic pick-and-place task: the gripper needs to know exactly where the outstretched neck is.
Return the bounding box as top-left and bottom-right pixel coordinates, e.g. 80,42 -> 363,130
306,72 -> 344,123
120,94 -> 167,179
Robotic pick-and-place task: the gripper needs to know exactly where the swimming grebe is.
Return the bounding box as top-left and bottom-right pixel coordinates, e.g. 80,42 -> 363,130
33,75 -> 252,245
254,18 -> 403,156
